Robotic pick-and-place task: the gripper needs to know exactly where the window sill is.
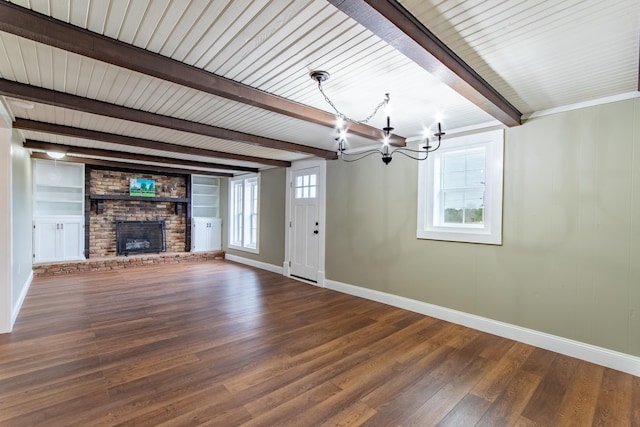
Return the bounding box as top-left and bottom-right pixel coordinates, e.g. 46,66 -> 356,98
228,244 -> 259,254
417,228 -> 502,245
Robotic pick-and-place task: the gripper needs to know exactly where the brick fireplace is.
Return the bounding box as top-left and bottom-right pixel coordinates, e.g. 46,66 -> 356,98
87,168 -> 188,258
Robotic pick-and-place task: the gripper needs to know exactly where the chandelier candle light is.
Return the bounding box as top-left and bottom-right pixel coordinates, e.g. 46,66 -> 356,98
310,70 -> 445,165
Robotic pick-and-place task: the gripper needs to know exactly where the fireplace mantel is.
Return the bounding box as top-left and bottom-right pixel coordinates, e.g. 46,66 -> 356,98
90,194 -> 189,215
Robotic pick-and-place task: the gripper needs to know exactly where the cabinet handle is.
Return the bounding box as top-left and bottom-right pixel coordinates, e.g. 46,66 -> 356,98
60,223 -> 64,230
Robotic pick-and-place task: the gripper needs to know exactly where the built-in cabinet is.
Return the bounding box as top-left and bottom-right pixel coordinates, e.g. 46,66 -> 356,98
32,159 -> 85,263
33,218 -> 84,263
191,175 -> 221,252
191,217 -> 222,252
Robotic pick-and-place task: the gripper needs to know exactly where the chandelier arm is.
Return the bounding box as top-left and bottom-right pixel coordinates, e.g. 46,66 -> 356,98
391,148 -> 430,161
391,147 -> 426,154
340,149 -> 383,162
427,138 -> 442,152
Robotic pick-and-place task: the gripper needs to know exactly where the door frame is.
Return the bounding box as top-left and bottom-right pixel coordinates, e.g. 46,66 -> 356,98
284,159 -> 326,287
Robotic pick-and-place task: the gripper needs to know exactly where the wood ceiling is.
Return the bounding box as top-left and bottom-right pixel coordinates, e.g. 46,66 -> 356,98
0,0 -> 638,174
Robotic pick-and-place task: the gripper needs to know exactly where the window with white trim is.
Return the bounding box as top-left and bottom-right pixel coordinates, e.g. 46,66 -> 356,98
417,129 -> 504,244
229,173 -> 259,253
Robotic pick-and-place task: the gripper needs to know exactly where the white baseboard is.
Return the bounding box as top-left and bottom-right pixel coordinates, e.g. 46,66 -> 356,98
325,279 -> 640,377
225,254 -> 283,275
10,270 -> 33,330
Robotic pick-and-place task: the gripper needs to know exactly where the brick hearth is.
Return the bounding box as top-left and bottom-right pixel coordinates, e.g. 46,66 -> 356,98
33,251 -> 225,278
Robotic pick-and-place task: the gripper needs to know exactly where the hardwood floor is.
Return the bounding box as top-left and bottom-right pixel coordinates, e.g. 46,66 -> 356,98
1,261 -> 638,426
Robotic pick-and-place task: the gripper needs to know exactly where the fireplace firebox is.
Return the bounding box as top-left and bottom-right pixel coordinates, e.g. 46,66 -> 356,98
115,220 -> 166,256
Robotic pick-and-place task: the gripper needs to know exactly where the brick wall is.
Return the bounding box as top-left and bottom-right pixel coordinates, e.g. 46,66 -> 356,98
89,169 -> 188,257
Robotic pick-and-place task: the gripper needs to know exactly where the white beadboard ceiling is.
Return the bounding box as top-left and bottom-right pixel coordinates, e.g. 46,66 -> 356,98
0,0 -> 638,173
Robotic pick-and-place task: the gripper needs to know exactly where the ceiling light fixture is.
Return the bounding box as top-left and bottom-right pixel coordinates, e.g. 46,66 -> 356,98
46,151 -> 66,159
310,70 -> 445,165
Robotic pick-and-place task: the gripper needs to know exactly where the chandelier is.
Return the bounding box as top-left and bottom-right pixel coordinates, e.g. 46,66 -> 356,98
310,70 -> 445,165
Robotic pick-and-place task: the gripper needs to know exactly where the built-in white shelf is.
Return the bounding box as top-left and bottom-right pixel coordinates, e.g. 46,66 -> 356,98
33,159 -> 85,217
191,175 -> 221,252
32,159 -> 85,263
192,175 -> 219,218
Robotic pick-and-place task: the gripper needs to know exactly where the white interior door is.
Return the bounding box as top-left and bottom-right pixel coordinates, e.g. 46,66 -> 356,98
290,167 -> 320,282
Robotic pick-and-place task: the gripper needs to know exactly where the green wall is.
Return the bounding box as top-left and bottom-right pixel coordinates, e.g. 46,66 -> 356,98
221,167 -> 286,268
326,98 -> 640,357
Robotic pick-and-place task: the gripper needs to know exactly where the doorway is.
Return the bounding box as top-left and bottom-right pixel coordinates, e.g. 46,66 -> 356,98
285,160 -> 326,285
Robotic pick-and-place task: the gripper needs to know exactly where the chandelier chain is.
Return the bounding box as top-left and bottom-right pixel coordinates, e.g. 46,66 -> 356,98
316,80 -> 387,125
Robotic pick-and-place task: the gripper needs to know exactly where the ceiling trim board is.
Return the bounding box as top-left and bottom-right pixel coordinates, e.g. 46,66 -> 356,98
30,152 -> 233,177
13,119 -> 291,168
0,79 -> 336,159
522,91 -> 640,121
328,0 -> 522,127
23,140 -> 259,173
0,1 -> 402,145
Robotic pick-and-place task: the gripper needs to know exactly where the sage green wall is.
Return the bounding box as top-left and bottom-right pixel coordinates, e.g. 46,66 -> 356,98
11,130 -> 32,307
221,167 -> 286,267
326,98 -> 640,357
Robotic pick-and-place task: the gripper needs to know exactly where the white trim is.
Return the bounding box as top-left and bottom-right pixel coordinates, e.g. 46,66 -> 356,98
0,98 -> 12,128
407,92 -> 640,138
325,279 -> 640,377
10,270 -> 33,328
418,129 -> 504,245
225,253 -> 283,275
317,270 -> 325,288
407,120 -> 503,140
0,125 -> 11,333
523,91 -> 640,120
228,173 -> 260,254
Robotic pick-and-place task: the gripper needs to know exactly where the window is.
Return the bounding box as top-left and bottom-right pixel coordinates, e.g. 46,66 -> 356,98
228,173 -> 259,253
295,173 -> 317,199
418,129 -> 503,244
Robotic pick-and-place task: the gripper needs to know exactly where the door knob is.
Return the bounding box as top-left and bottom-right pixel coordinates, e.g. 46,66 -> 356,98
313,230 -> 319,234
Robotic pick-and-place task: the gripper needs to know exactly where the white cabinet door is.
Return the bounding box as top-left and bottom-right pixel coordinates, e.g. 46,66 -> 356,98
33,218 -> 85,263
191,217 -> 221,252
191,218 -> 209,252
59,219 -> 84,260
33,220 -> 59,263
209,217 -> 221,251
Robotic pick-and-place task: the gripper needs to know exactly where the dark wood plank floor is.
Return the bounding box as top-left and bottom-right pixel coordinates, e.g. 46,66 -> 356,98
1,261 -> 638,426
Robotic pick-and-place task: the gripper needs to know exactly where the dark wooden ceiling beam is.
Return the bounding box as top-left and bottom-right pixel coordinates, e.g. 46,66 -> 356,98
30,152 -> 233,177
23,140 -> 259,174
0,1 -> 401,144
0,79 -> 336,160
328,0 -> 522,127
13,119 -> 291,168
